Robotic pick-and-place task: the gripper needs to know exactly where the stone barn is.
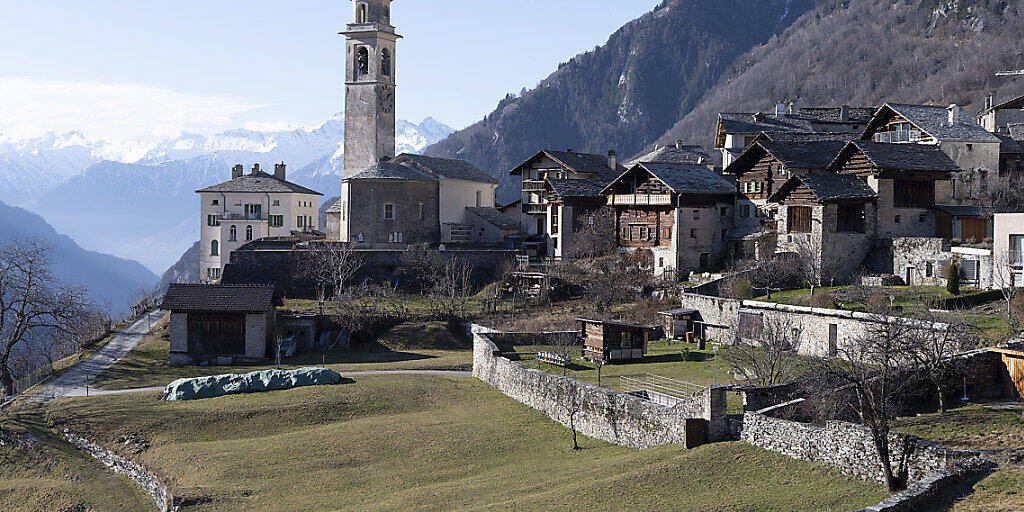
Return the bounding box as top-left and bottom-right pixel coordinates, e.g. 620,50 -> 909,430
163,284 -> 281,366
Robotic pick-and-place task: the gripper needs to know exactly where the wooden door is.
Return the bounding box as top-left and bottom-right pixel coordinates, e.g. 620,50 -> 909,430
961,218 -> 988,242
1009,356 -> 1024,400
935,212 -> 953,238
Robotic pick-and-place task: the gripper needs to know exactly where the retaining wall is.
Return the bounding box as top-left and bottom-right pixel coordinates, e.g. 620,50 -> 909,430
740,413 -> 981,487
472,326 -> 727,449
64,431 -> 174,512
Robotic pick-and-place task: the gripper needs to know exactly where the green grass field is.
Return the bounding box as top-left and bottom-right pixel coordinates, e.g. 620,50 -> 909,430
0,407 -> 153,511
92,315 -> 473,390
892,403 -> 1024,450
36,375 -> 887,512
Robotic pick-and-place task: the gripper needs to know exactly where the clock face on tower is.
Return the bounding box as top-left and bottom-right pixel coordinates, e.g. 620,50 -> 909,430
378,85 -> 394,114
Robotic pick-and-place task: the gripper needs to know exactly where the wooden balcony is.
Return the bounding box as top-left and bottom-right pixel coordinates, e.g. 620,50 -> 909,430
608,194 -> 672,206
522,180 -> 546,192
524,203 -> 547,215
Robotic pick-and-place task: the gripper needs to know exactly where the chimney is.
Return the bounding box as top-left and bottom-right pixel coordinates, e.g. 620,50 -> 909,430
775,102 -> 787,118
274,162 -> 286,181
840,105 -> 850,122
251,163 -> 261,175
787,101 -> 794,115
987,91 -> 996,110
676,140 -> 685,149
948,104 -> 961,126
231,164 -> 244,179
607,150 -> 617,169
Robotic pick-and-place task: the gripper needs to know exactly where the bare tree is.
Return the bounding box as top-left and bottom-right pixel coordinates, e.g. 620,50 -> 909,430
792,236 -> 823,294
564,207 -> 617,260
904,310 -> 974,414
749,254 -> 797,300
808,309 -> 916,492
993,250 -> 1024,332
298,244 -> 362,314
724,315 -> 803,386
0,240 -> 95,396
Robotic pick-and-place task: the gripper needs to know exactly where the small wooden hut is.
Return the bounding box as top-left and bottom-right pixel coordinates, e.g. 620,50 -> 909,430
991,347 -> 1024,401
577,318 -> 657,363
658,308 -> 700,341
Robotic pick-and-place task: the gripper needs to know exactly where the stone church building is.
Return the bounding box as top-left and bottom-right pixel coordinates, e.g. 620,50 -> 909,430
326,0 -> 510,247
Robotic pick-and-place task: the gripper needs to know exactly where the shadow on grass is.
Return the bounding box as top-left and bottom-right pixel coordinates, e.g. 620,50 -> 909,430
920,467 -> 997,512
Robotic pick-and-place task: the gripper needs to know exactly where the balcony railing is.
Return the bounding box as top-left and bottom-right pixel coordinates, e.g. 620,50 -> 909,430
220,213 -> 268,222
609,194 -> 672,206
522,180 -> 546,192
524,204 -> 547,215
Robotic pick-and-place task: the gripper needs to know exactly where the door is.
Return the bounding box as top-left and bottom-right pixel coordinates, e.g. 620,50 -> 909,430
905,267 -> 915,286
699,253 -> 710,272
828,324 -> 838,358
961,218 -> 987,242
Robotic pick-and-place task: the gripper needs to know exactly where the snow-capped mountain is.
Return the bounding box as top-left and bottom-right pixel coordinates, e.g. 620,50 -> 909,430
7,115 -> 453,274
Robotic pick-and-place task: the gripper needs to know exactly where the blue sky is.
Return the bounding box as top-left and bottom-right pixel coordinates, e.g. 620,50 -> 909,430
0,0 -> 658,140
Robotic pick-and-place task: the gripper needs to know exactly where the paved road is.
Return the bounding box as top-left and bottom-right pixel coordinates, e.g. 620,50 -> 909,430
30,310 -> 166,403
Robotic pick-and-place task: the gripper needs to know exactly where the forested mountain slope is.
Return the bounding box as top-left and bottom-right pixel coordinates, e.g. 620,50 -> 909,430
656,0 -> 1024,148
425,0 -> 816,202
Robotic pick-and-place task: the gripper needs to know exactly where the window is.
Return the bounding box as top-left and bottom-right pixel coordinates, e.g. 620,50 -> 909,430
658,257 -> 664,267
384,203 -> 395,220
967,144 -> 974,152
960,259 -> 980,283
357,233 -> 364,243
926,262 -> 934,277
207,267 -> 221,280
229,225 -> 237,242
787,206 -> 812,233
269,215 -> 284,227
894,215 -> 901,225
741,204 -> 751,218
211,199 -> 219,206
273,200 -> 280,206
693,209 -> 700,220
418,203 -> 424,221
620,226 -> 629,241
620,332 -> 632,349
381,48 -> 392,76
837,203 -> 866,233
893,179 -> 935,208
919,214 -> 927,223
210,240 -> 219,256
245,225 -> 253,241
357,3 -> 367,22
341,202 -> 347,222
356,47 -> 369,76
690,229 -> 697,239
828,324 -> 838,358
721,206 -> 728,217
207,214 -> 221,227
475,190 -> 482,207
297,216 -> 304,228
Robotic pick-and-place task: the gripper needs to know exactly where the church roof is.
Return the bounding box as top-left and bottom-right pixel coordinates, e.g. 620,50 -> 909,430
343,161 -> 438,182
196,171 -> 323,195
390,153 -> 499,184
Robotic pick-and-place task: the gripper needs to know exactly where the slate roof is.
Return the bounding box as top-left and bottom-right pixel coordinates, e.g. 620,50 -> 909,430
197,171 -> 323,195
994,132 -> 1022,154
546,178 -> 608,198
833,141 -> 961,172
752,131 -> 857,144
717,112 -> 808,136
623,162 -> 735,196
792,107 -> 876,124
759,141 -> 847,169
769,173 -> 877,204
390,153 -> 499,184
325,198 -> 344,213
877,104 -> 999,143
466,207 -> 520,230
976,94 -> 1024,116
1009,124 -> 1024,141
510,150 -> 623,181
343,161 -> 438,182
628,145 -> 713,166
162,284 -> 281,313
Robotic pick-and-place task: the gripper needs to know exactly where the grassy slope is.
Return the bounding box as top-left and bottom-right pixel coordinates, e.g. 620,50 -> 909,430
92,315 -> 473,390
42,375 -> 886,512
0,406 -> 153,511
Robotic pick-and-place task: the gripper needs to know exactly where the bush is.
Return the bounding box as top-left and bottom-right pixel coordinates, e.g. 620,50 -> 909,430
946,262 -> 961,296
728,277 -> 754,300
809,289 -> 834,308
866,294 -> 890,312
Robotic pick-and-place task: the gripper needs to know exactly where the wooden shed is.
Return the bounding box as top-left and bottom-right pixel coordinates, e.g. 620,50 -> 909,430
658,308 -> 700,341
577,318 -> 657,363
991,348 -> 1024,401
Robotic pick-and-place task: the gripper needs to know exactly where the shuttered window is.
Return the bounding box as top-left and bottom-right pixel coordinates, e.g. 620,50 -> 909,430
788,206 -> 812,233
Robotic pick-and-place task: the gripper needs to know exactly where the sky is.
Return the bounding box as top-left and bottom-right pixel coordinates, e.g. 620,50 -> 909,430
0,0 -> 659,142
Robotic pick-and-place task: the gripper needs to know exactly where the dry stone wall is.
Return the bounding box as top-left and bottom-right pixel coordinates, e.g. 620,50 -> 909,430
740,413 -> 981,487
472,326 -> 727,449
64,431 -> 174,512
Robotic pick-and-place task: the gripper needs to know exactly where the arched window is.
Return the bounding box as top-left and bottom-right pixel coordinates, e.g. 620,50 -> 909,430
210,239 -> 219,256
246,225 -> 253,241
356,47 -> 369,76
381,48 -> 391,76
229,225 -> 237,242
357,3 -> 367,23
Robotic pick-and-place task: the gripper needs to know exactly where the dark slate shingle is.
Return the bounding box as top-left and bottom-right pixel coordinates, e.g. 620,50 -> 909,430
844,141 -> 961,172
770,173 -> 877,203
628,145 -> 713,166
760,141 -> 847,169
343,161 -> 438,182
197,172 -> 323,195
546,178 -> 608,198
884,104 -> 1000,143
162,284 -> 280,313
637,162 -> 735,195
390,153 -> 499,184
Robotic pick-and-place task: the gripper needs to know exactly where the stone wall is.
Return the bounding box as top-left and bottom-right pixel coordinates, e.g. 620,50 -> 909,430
740,413 -> 981,487
64,431 -> 174,512
472,326 -> 728,448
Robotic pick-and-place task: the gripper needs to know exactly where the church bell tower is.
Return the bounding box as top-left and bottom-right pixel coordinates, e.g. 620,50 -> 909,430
342,0 -> 400,177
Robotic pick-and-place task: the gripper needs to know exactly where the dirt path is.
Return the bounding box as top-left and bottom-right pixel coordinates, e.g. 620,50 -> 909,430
29,310 -> 166,404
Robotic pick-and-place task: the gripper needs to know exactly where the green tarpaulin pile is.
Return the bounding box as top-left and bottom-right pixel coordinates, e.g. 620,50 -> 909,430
162,367 -> 342,401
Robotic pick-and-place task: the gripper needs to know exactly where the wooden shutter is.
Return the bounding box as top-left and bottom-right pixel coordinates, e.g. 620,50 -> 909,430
788,206 -> 812,233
